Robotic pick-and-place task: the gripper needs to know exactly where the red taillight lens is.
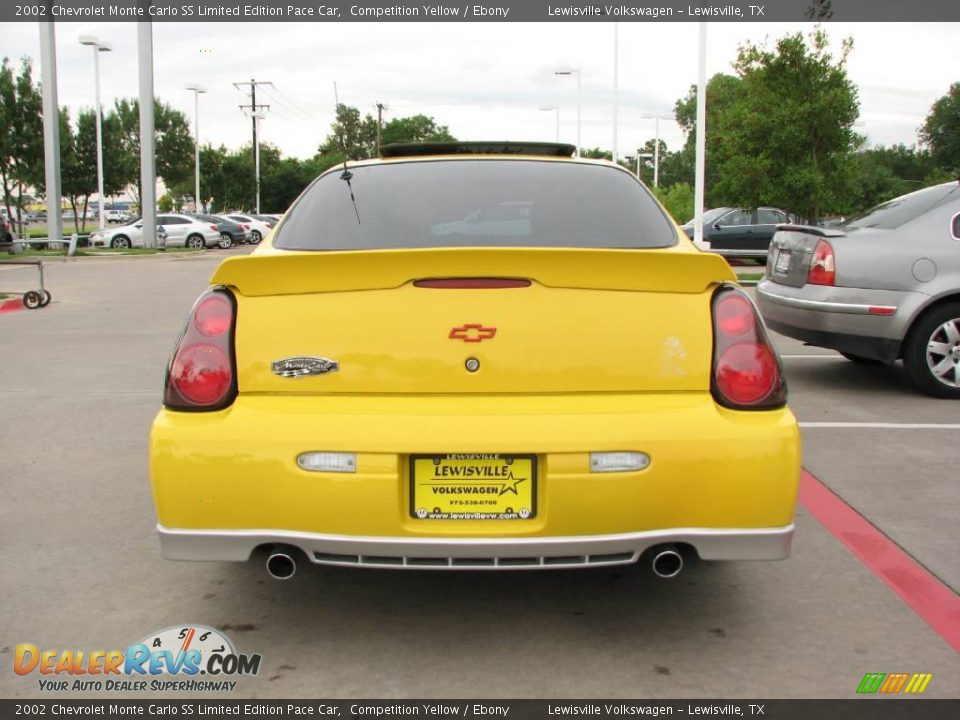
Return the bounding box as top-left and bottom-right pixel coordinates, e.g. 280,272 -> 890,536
715,342 -> 778,405
807,239 -> 836,286
194,294 -> 232,336
164,289 -> 236,411
210,224 -> 219,231
241,224 -> 250,230
170,345 -> 232,405
711,287 -> 786,409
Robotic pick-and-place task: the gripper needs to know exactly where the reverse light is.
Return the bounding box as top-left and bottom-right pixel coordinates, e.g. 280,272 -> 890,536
297,452 -> 357,473
164,288 -> 237,411
590,452 -> 650,473
711,286 -> 786,410
807,239 -> 836,286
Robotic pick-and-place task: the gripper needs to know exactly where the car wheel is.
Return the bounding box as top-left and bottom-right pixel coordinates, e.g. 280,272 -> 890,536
218,233 -> 233,249
839,352 -> 885,366
250,230 -> 262,245
903,302 -> 960,399
39,290 -> 52,307
186,234 -> 205,250
111,235 -> 130,249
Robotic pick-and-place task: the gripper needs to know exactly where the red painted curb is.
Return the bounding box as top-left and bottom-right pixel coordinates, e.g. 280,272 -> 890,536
0,297 -> 25,314
799,468 -> 960,652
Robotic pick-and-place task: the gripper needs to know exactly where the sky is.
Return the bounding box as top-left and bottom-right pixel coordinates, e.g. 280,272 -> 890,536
1,21 -> 958,162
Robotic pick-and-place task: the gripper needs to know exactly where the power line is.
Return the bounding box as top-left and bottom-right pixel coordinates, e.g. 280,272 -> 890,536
233,78 -> 271,213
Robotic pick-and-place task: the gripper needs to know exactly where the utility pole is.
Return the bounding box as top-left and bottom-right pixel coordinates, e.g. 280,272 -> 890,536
234,78 -> 271,212
375,102 -> 387,156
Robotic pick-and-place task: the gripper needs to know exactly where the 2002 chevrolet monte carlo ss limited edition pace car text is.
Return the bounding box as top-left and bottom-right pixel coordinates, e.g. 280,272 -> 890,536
149,142 -> 800,579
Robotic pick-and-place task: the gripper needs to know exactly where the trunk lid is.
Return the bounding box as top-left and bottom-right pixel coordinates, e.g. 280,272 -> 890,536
212,248 -> 733,395
766,225 -> 845,288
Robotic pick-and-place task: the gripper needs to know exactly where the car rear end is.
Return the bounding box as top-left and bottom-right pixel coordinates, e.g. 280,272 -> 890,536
150,148 -> 800,575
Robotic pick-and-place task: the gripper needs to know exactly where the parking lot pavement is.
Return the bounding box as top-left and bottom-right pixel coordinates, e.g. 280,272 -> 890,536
1,255 -> 957,700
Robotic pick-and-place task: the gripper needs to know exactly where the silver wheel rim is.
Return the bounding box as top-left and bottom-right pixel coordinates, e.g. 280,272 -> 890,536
252,231 -> 261,243
188,237 -> 202,249
219,234 -> 231,248
925,317 -> 960,387
115,237 -> 129,249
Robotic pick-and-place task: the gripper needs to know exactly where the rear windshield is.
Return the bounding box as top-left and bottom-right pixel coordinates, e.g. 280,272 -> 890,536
274,159 -> 677,251
845,183 -> 959,230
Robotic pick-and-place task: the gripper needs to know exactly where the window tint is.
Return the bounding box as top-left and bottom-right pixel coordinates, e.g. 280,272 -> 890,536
274,159 -> 676,251
156,215 -> 171,224
757,208 -> 785,224
846,184 -> 959,230
719,209 -> 751,226
166,216 -> 189,225
953,213 -> 960,240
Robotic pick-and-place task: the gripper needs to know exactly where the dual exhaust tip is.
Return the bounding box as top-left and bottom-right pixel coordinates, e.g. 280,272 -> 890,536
264,546 -> 685,580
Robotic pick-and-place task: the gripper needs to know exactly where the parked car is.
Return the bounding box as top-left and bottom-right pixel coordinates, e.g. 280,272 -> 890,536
192,213 -> 249,248
106,210 -> 131,224
682,207 -> 791,259
757,181 -> 960,398
225,213 -> 273,244
88,214 -> 221,249
150,141 -> 800,579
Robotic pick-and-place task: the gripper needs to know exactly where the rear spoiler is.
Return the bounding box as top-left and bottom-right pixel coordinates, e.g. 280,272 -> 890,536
210,247 -> 736,297
775,224 -> 846,238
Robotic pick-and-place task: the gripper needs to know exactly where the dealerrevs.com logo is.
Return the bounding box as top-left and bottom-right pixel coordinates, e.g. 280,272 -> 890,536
14,625 -> 262,692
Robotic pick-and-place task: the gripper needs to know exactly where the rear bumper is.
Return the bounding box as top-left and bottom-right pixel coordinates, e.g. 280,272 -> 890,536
158,523 -> 796,569
757,279 -> 911,363
150,393 -> 800,566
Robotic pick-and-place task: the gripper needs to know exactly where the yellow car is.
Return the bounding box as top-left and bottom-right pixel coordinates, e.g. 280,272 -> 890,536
150,142 -> 800,579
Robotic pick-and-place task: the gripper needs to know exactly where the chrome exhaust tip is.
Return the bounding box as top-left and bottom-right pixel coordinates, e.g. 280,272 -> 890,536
266,552 -> 297,581
651,548 -> 683,578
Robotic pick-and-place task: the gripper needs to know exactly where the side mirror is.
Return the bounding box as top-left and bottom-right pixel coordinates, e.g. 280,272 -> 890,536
134,223 -> 142,229
712,221 -> 722,230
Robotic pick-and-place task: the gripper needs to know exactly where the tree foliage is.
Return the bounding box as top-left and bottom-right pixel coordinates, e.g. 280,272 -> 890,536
317,104 -> 456,161
712,31 -> 861,221
921,82 -> 960,174
0,58 -> 42,235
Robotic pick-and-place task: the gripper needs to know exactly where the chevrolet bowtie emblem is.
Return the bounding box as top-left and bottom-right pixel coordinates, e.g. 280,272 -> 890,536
449,324 -> 497,342
271,356 -> 339,378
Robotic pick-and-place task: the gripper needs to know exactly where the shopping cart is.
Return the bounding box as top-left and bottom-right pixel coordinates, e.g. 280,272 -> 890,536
0,259 -> 52,309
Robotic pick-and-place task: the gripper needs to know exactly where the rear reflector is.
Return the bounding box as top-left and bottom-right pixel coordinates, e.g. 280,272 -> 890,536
414,278 -> 531,289
590,452 -> 650,473
297,452 -> 357,473
164,288 -> 237,411
869,306 -> 896,316
711,286 -> 786,410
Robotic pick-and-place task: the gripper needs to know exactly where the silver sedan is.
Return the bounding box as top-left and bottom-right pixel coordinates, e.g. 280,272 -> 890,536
757,181 -> 960,398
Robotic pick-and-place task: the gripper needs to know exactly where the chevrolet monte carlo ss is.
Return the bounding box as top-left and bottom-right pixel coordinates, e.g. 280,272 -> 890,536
150,142 -> 800,579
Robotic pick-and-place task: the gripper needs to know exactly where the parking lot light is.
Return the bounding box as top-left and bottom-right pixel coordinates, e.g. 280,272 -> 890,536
538,105 -> 560,142
79,35 -> 112,230
185,84 -> 207,213
554,68 -> 581,157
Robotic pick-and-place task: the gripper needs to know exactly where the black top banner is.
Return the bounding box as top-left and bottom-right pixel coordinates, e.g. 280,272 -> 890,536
1,700 -> 959,719
4,0 -> 960,22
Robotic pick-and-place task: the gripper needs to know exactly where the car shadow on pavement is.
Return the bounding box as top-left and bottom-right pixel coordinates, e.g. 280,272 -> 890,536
784,358 -> 921,399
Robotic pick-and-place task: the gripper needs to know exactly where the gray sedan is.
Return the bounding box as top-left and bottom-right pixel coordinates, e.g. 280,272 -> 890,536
757,181 -> 960,398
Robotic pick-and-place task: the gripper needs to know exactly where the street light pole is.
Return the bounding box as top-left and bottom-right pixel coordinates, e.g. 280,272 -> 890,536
612,23 -> 619,163
185,84 -> 207,213
555,68 -> 581,157
639,113 -> 673,188
539,105 -> 560,142
79,35 -> 112,230
694,22 -> 707,246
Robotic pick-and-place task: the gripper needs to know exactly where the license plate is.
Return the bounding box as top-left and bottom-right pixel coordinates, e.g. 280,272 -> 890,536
775,250 -> 791,273
410,454 -> 537,520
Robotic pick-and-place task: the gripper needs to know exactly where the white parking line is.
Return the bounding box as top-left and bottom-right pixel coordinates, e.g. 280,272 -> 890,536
799,422 -> 960,429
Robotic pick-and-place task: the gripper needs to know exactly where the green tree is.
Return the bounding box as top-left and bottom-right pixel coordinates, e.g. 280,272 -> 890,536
380,115 -> 456,147
653,182 -> 695,224
674,73 -> 745,206
0,58 -> 43,236
111,98 -> 194,206
920,82 -> 960,174
710,30 -> 860,222
317,104 -> 379,160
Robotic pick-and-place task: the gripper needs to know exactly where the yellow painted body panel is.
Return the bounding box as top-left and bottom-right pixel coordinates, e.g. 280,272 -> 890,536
150,394 -> 800,538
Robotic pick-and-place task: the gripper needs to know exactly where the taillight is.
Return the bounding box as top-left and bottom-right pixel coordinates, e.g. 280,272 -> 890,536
807,239 -> 835,286
210,224 -> 219,231
241,224 -> 250,230
164,288 -> 237,411
711,286 -> 786,409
